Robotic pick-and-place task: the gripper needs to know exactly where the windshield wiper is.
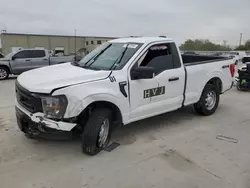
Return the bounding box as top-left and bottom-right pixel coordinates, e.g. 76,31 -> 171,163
81,65 -> 101,70
110,44 -> 128,70
84,44 -> 112,67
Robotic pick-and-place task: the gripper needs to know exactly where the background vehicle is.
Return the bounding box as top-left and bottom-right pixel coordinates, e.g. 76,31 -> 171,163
15,37 -> 235,156
0,52 -> 4,58
229,51 -> 248,63
236,57 -> 250,91
0,49 -> 76,80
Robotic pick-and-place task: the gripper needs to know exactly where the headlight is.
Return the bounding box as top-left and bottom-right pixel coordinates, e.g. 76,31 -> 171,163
41,95 -> 68,119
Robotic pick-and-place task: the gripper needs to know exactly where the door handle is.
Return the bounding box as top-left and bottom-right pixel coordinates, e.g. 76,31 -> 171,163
222,65 -> 229,68
43,59 -> 48,60
25,59 -> 31,62
168,77 -> 179,82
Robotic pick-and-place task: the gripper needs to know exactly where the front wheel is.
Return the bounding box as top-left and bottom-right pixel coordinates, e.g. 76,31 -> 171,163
81,108 -> 113,156
194,84 -> 220,116
0,67 -> 9,80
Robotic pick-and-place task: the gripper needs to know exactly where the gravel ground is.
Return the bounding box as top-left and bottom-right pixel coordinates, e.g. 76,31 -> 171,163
1,73 -> 250,188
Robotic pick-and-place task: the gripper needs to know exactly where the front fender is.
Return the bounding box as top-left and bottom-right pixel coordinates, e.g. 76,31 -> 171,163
64,93 -> 127,121
53,79 -> 130,122
0,61 -> 12,73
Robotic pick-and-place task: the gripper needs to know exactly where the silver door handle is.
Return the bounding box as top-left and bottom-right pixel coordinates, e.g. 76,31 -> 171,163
25,59 -> 31,61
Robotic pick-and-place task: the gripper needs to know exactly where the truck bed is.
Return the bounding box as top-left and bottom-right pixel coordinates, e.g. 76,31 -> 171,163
183,56 -> 234,107
182,54 -> 231,66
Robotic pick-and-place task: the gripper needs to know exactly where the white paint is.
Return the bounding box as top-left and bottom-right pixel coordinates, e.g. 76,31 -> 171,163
11,47 -> 23,53
17,63 -> 111,93
16,37 -> 234,131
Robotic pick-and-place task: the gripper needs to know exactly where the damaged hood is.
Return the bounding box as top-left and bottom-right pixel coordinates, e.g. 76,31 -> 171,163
17,63 -> 111,93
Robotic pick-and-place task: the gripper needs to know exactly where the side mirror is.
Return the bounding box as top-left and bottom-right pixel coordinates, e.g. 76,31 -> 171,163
242,57 -> 250,64
131,66 -> 155,80
11,56 -> 16,61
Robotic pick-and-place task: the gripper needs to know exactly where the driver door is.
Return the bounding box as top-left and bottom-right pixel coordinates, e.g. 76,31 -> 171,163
128,42 -> 185,122
11,50 -> 33,74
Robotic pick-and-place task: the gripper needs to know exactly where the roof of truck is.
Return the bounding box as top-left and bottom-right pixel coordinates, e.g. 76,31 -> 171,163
110,37 -> 173,44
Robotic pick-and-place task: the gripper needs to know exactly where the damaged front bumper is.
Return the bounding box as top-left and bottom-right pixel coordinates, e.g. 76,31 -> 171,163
15,103 -> 77,140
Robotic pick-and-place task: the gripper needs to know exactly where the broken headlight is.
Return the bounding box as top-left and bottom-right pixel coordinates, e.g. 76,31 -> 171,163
41,95 -> 68,119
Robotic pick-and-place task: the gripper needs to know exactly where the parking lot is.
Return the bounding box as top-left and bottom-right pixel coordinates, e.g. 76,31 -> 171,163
1,76 -> 250,188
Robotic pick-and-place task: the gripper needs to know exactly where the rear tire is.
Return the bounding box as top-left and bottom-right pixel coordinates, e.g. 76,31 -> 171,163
81,108 -> 113,156
0,67 -> 9,80
194,84 -> 220,116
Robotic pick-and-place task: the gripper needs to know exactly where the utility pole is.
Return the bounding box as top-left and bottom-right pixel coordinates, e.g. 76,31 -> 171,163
239,33 -> 243,46
74,29 -> 77,62
223,40 -> 227,47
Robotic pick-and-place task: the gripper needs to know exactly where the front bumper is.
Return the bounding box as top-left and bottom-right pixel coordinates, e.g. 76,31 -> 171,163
15,104 -> 77,140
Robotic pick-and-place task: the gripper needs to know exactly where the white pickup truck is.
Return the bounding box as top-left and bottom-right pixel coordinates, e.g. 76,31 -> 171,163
15,37 -> 235,155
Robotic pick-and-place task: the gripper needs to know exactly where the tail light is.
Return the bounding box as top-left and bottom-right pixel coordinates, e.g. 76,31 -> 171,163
229,63 -> 235,77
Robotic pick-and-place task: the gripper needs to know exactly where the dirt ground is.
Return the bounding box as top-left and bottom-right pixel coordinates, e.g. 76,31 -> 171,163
1,75 -> 250,188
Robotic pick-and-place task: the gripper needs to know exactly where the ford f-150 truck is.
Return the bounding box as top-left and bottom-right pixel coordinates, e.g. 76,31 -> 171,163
15,37 -> 235,155
0,49 -> 75,80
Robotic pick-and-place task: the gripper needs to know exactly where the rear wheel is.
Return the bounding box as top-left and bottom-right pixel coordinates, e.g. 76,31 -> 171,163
0,67 -> 9,80
81,108 -> 112,156
194,84 -> 220,116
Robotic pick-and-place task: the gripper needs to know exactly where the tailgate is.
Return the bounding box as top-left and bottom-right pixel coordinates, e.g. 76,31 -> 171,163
220,59 -> 235,92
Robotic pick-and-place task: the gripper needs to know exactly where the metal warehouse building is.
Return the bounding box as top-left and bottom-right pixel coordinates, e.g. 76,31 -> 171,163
0,33 -> 115,56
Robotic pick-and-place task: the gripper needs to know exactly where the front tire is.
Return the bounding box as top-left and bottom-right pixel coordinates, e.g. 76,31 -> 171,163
194,84 -> 220,116
81,108 -> 112,156
0,67 -> 9,80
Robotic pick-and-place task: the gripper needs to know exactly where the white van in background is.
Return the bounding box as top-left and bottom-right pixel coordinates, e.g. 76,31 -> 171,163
229,51 -> 248,63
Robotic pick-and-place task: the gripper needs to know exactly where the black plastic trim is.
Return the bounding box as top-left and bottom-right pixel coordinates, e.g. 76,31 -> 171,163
184,57 -> 233,67
182,66 -> 187,107
119,81 -> 128,98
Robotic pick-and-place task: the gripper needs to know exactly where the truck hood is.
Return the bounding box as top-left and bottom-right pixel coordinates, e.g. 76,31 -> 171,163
0,58 -> 10,61
17,63 -> 111,93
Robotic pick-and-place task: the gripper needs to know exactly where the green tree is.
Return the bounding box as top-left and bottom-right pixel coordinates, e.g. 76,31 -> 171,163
180,39 -> 231,51
244,40 -> 250,50
234,40 -> 250,50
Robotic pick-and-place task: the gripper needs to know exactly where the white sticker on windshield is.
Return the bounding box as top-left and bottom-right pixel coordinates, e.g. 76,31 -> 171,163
123,44 -> 138,48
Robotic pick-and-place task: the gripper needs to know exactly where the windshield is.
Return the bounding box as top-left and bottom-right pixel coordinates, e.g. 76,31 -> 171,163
77,42 -> 142,70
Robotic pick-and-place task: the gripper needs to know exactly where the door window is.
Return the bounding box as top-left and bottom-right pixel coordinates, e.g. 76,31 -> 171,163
31,50 -> 46,58
138,43 -> 180,75
13,51 -> 32,59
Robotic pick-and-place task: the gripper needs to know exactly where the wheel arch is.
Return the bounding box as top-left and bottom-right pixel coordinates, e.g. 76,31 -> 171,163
0,65 -> 11,74
206,77 -> 223,93
77,100 -> 123,129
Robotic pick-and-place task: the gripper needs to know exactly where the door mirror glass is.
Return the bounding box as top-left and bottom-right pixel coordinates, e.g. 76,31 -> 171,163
11,56 -> 16,60
131,66 -> 155,80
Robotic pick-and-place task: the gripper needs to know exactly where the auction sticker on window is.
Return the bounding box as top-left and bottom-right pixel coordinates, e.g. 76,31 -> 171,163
123,44 -> 138,48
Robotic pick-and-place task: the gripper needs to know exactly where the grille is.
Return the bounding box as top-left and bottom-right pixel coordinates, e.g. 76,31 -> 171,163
15,81 -> 42,113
